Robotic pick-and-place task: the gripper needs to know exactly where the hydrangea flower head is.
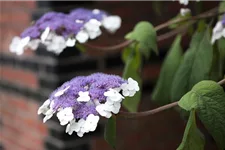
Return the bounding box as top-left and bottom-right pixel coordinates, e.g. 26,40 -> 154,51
9,8 -> 121,55
38,73 -> 139,137
211,14 -> 225,44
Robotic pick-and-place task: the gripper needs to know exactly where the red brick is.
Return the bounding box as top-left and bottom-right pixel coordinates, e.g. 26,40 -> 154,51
0,66 -> 38,89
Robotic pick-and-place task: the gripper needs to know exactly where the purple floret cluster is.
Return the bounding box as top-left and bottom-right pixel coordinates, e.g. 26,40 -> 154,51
37,73 -> 139,137
9,8 -> 122,55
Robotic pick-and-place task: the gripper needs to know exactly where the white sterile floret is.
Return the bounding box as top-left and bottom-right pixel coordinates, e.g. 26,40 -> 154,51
211,21 -> 225,44
57,107 -> 74,125
76,119 -> 86,137
105,99 -> 121,114
9,36 -> 30,55
77,91 -> 90,102
179,0 -> 189,5
37,99 -> 51,115
104,88 -> 124,102
66,38 -> 76,47
180,8 -> 190,16
121,78 -> 139,97
41,27 -> 50,42
54,86 -> 70,97
102,15 -> 122,33
76,30 -> 89,43
92,9 -> 100,14
46,35 -> 66,54
84,19 -> 102,39
96,104 -> 112,118
83,114 -> 100,132
43,108 -> 54,123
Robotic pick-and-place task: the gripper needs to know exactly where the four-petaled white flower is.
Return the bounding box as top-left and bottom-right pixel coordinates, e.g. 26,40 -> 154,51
77,91 -> 90,102
104,88 -> 124,102
102,16 -> 122,33
66,38 -> 76,47
121,78 -> 139,97
96,104 -> 112,118
57,107 -> 74,125
105,99 -> 121,114
37,99 -> 51,115
54,86 -> 70,97
46,34 -> 67,54
43,108 -> 54,123
83,114 -> 100,132
211,21 -> 225,44
76,30 -> 89,43
84,19 -> 102,39
9,36 -> 30,55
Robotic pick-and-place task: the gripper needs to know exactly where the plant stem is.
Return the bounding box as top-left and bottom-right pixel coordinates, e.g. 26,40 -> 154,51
84,7 -> 224,51
118,79 -> 225,119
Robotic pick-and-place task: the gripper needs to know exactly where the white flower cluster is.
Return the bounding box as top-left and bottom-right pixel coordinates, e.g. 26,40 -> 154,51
96,78 -> 139,118
211,21 -> 225,44
177,0 -> 200,5
9,10 -> 121,56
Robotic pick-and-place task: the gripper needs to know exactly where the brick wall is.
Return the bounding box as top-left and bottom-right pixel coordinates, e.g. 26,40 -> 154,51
0,1 -> 219,150
0,1 -> 48,150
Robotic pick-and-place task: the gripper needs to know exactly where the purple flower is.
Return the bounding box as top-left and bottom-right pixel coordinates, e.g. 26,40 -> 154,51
20,26 -> 40,38
38,73 -> 139,137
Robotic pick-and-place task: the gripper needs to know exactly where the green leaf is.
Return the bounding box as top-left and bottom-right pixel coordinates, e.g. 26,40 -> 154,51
177,110 -> 205,150
171,29 -> 213,102
104,115 -> 116,149
209,46 -> 222,81
122,48 -> 142,112
178,80 -> 225,150
76,43 -> 86,52
125,21 -> 158,58
217,38 -> 225,76
152,35 -> 183,105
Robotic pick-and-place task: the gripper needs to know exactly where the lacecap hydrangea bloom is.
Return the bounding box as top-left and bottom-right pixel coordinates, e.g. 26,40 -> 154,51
38,73 -> 139,137
211,15 -> 225,44
9,8 -> 121,55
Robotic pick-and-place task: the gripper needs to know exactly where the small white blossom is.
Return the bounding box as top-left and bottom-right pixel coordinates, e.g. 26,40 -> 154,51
104,88 -> 124,102
41,27 -> 50,42
102,16 -> 122,33
57,107 -> 74,125
84,19 -> 102,39
54,86 -> 70,97
76,19 -> 84,24
66,38 -> 76,47
83,114 -> 99,132
211,21 -> 225,44
76,30 -> 89,43
43,108 -> 54,123
180,8 -> 191,16
121,78 -> 139,97
77,91 -> 90,102
96,104 -> 112,118
105,99 -> 121,114
46,35 -> 67,54
37,99 -> 51,115
179,0 -> 189,5
92,9 -> 100,14
9,36 -> 30,55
